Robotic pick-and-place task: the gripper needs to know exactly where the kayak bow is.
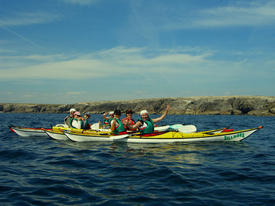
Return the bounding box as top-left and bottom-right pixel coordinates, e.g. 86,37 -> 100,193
9,126 -> 51,137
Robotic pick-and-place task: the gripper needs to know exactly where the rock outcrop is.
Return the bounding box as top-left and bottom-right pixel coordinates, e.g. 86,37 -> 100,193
0,96 -> 274,116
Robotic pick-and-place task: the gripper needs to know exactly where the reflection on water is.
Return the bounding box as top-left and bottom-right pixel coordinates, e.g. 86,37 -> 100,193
58,140 -> 209,168
55,138 -> 258,171
122,143 -> 208,168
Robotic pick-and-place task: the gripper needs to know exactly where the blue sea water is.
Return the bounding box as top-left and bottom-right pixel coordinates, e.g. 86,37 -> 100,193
0,113 -> 274,205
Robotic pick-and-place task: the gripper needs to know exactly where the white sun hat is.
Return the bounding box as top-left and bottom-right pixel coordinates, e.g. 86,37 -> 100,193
70,108 -> 76,113
140,110 -> 149,115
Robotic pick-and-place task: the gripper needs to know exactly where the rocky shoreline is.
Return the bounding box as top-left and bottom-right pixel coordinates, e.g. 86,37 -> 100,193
1,96 -> 275,116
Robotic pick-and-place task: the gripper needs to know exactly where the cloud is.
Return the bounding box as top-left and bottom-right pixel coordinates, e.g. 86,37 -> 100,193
0,12 -> 60,27
0,47 -> 213,80
1,46 -> 270,83
192,2 -> 275,28
61,0 -> 99,5
0,48 -> 13,53
1,47 -> 273,103
131,1 -> 275,31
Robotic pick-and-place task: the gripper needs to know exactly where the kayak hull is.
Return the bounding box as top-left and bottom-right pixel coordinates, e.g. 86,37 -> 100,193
45,130 -> 69,141
125,129 -> 258,143
9,126 -> 50,137
64,132 -> 129,142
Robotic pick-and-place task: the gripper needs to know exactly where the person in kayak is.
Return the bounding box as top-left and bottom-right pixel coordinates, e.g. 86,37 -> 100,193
121,109 -> 136,131
71,111 -> 84,129
64,108 -> 76,128
82,112 -> 91,129
103,111 -> 114,127
111,109 -> 127,135
126,105 -> 170,134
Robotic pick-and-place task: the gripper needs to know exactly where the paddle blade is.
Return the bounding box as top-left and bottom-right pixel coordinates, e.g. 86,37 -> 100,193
170,124 -> 197,133
91,123 -> 100,130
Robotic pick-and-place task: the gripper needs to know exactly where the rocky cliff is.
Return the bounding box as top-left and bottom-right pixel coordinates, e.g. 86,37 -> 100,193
1,96 -> 275,116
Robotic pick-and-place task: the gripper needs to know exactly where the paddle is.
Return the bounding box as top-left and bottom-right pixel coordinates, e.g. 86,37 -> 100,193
155,124 -> 197,133
170,124 -> 197,133
90,122 -> 100,130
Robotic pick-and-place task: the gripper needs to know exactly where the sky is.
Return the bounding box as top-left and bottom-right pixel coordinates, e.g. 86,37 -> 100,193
0,0 -> 274,104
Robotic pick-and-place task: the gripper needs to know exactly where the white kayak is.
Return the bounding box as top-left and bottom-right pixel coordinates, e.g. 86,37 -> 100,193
45,130 -> 69,141
64,132 -> 129,142
9,126 -> 50,137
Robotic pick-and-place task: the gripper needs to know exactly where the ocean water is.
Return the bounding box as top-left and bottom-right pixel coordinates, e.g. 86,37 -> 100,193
0,113 -> 274,205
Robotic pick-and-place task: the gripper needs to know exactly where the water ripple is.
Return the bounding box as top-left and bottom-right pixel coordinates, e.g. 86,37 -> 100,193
0,114 -> 274,205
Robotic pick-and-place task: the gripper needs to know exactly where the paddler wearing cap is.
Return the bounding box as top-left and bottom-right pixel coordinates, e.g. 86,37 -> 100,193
103,111 -> 114,127
71,111 -> 84,129
64,108 -> 76,128
126,105 -> 170,134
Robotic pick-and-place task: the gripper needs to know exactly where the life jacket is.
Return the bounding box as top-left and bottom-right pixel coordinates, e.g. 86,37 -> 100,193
121,117 -> 136,130
112,118 -> 126,135
82,119 -> 90,129
64,116 -> 74,127
71,118 -> 84,129
104,118 -> 113,126
138,117 -> 154,134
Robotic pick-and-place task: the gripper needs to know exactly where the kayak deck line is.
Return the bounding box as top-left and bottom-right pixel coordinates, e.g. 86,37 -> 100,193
9,126 -> 51,137
9,125 -> 51,131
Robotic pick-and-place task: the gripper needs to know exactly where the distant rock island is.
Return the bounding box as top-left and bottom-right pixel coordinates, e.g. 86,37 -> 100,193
1,96 -> 275,116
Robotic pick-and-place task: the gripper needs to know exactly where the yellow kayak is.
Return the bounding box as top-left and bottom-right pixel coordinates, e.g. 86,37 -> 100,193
62,126 -> 263,143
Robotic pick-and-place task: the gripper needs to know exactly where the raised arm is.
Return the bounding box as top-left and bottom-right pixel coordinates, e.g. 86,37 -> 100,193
152,104 -> 170,123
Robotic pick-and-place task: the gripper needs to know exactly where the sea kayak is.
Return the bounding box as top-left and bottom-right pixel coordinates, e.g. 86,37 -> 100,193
124,126 -> 262,143
47,124 -> 197,141
46,127 -> 110,141
63,126 -> 262,143
45,130 -> 69,140
64,131 -> 129,142
9,126 -> 51,137
47,125 -> 111,140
